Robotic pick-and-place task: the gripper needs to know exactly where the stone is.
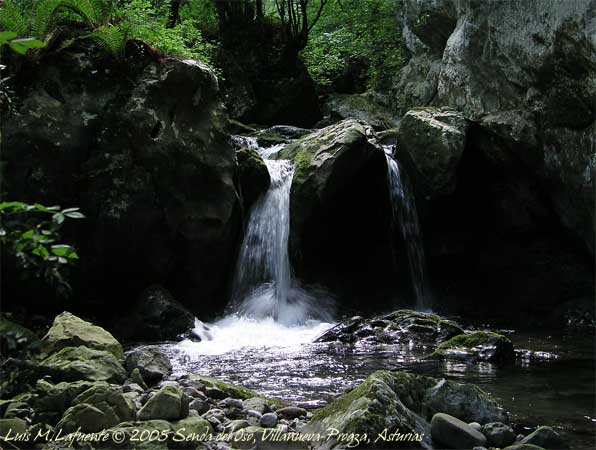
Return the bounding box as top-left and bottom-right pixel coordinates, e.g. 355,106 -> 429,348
424,378 -> 509,424
220,397 -> 245,409
56,403 -> 117,433
430,413 -> 488,449
236,146 -> 271,210
0,317 -> 41,356
34,380 -> 96,421
125,347 -> 172,382
107,420 -> 172,450
504,445 -> 548,450
39,346 -> 126,384
189,399 -> 210,415
277,406 -> 307,419
431,331 -> 515,364
0,418 -> 27,435
469,422 -> 481,431
138,386 -> 189,421
397,108 -> 468,198
226,419 -> 250,433
171,417 -> 213,447
42,312 -> 123,359
259,412 -> 278,428
520,426 -> 566,449
242,397 -> 272,415
482,422 -> 516,447
130,368 -> 148,390
72,383 -> 136,423
322,92 -> 397,130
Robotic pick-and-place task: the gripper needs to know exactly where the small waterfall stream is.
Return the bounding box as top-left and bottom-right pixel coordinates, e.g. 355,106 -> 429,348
384,146 -> 429,310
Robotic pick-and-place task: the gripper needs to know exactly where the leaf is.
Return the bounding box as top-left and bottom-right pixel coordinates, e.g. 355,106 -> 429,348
51,245 -> 72,257
52,213 -> 65,225
32,246 -> 50,258
0,201 -> 27,211
8,37 -> 46,54
0,31 -> 18,44
21,229 -> 35,240
61,207 -> 80,213
64,211 -> 85,219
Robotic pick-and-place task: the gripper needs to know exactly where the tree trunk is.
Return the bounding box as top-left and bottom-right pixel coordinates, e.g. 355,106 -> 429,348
167,0 -> 182,28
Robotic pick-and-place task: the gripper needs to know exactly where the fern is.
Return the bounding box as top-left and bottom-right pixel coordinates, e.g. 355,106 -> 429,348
89,23 -> 128,58
0,0 -> 31,37
31,0 -> 64,38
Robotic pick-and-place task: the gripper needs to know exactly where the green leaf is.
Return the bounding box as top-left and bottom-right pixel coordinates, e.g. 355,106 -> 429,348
64,211 -> 85,219
0,31 -> 18,43
61,207 -> 80,213
51,245 -> 72,257
32,246 -> 50,258
21,229 -> 35,240
52,213 -> 65,225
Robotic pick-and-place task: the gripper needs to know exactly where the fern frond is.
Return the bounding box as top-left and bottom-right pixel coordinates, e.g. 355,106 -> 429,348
89,23 -> 129,58
31,0 -> 64,38
0,0 -> 31,37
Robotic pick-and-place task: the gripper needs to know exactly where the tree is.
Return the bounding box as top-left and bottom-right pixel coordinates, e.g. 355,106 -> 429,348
274,0 -> 328,57
167,0 -> 183,28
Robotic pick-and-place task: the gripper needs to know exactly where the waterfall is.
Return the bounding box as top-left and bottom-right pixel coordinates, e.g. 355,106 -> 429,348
229,139 -> 334,326
384,146 -> 429,310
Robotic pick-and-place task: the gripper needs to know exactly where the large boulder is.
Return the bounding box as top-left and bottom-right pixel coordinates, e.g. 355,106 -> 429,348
138,386 -> 189,421
397,108 -> 468,198
430,413 -> 487,449
395,0 -> 595,254
42,312 -> 123,359
321,92 -> 398,131
278,120 -> 396,300
39,346 -> 126,384
124,347 -> 172,382
2,41 -> 241,314
520,426 -> 566,449
430,331 -> 515,364
236,146 -> 271,210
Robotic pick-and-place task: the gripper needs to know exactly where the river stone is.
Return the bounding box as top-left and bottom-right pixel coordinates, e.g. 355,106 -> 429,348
397,108 -> 468,198
0,418 -> 27,435
277,406 -> 307,419
42,312 -> 123,359
138,386 -> 189,421
302,371 -> 428,449
519,426 -> 566,449
39,346 -> 126,384
424,378 -> 508,424
171,417 -> 213,447
259,412 -> 278,428
504,445 -> 548,450
107,420 -> 172,450
243,397 -> 272,414
56,402 -> 117,433
125,347 -> 172,382
431,413 -> 487,449
431,331 -> 515,364
226,419 -> 250,433
72,383 -> 136,423
482,422 -> 516,447
189,398 -> 210,415
130,367 -> 148,389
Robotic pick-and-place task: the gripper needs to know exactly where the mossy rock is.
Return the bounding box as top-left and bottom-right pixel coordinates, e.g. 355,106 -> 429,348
107,420 -> 172,450
0,316 -> 41,356
188,375 -> 285,408
138,386 -> 188,421
236,146 -> 271,209
42,311 -> 123,359
39,346 -> 126,384
430,330 -> 515,363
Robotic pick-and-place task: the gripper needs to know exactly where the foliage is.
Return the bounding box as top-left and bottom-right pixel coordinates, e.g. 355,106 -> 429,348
0,201 -> 84,297
302,0 -> 404,90
0,30 -> 46,54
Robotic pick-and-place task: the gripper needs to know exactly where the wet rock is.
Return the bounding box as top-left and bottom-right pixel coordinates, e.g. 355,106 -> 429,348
72,383 -> 136,422
39,346 -> 126,384
123,383 -> 145,395
468,421 -> 482,432
243,397 -> 272,415
519,426 -> 566,449
431,413 -> 487,449
220,397 -> 245,410
322,92 -> 397,131
0,418 -> 27,435
481,422 -> 516,447
171,417 -> 213,447
246,409 -> 263,420
259,412 -> 278,428
119,286 -> 196,342
424,378 -> 509,424
277,406 -> 307,419
56,403 -> 117,433
107,420 -> 172,450
42,312 -> 123,359
34,380 -> 96,421
236,146 -> 271,209
504,445 -> 548,450
431,331 -> 515,364
261,125 -> 311,140
125,347 -> 172,382
138,386 -> 189,421
189,398 -> 210,415
130,368 -> 148,390
226,419 -> 250,433
397,108 -> 468,198
316,309 -> 463,346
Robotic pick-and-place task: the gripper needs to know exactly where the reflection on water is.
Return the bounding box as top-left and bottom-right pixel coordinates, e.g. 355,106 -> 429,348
153,322 -> 595,449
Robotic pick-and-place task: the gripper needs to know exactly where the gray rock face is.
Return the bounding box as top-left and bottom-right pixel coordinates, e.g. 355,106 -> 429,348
321,92 -> 398,130
482,422 -> 516,448
125,347 -> 172,382
2,43 -> 241,312
430,413 -> 487,449
520,426 -> 566,449
396,0 -> 596,253
397,108 -> 468,198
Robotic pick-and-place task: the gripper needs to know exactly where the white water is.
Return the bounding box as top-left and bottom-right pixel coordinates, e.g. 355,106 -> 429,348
384,146 -> 429,310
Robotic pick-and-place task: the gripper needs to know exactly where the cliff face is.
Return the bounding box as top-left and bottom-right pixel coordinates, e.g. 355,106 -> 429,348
395,0 -> 595,254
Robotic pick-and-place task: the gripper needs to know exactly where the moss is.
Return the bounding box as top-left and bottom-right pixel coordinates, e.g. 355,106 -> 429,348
429,331 -> 512,359
292,149 -> 315,186
190,376 -> 286,408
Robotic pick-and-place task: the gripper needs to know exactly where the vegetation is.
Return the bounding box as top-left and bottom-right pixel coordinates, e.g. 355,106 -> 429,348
302,0 -> 404,90
0,202 -> 84,297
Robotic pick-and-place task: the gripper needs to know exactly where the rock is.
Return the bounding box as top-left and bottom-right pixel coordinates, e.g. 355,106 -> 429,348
246,409 -> 263,420
322,92 -> 397,131
123,383 -> 144,395
396,0 -> 595,253
259,412 -> 278,428
107,420 -> 172,450
260,125 -> 311,140
185,375 -> 275,404
316,309 -> 464,346
236,146 -> 271,209
34,380 -> 96,421
72,383 -> 136,423
397,108 -> 468,198
430,413 -> 487,449
0,357 -> 40,398
431,331 -> 515,364
226,419 -> 250,433
0,417 -> 27,435
125,347 -> 172,382
138,386 -> 189,421
0,317 -> 41,357
189,399 -> 210,415
119,286 -> 196,342
228,425 -> 265,450
424,378 -> 509,424
56,403 -> 117,433
482,422 -> 516,447
277,406 -> 307,419
171,417 -> 213,447
220,397 -> 245,409
468,421 -> 481,431
130,368 -> 148,390
504,445 -> 548,450
2,43 -> 241,316
39,346 -> 126,384
42,312 -> 123,359
302,371 -> 429,449
243,397 -> 272,415
520,426 -> 566,449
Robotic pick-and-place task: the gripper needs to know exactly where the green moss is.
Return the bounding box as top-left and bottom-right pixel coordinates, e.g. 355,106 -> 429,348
190,376 -> 286,408
292,149 -> 315,186
439,331 -> 507,349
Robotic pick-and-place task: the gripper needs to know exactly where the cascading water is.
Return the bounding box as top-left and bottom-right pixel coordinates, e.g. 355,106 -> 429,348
384,146 -> 429,310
